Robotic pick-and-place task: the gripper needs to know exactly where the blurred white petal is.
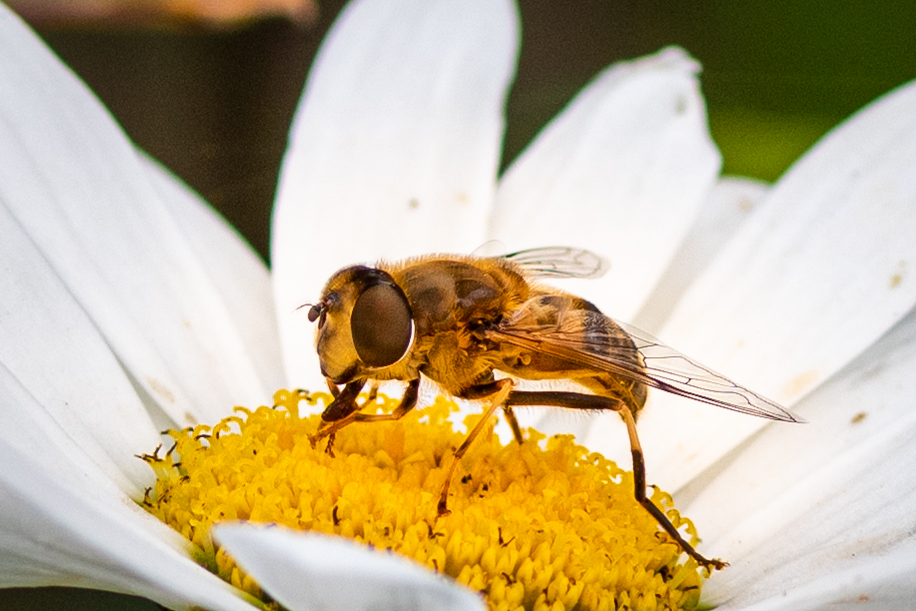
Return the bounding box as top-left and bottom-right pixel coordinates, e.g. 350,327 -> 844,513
0,5 -> 273,427
0,367 -> 260,611
272,0 -> 520,387
0,204 -> 159,495
214,524 -> 484,611
681,304 -> 916,609
597,78 -> 916,487
491,47 -> 721,321
141,154 -> 286,402
0,180 -> 257,607
633,176 -> 769,334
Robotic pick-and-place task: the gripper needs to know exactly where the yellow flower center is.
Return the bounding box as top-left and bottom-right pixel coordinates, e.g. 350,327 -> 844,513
141,390 -> 705,610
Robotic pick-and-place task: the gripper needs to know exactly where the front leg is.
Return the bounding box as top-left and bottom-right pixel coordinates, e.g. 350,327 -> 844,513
310,379 -> 365,455
311,378 -> 421,452
353,377 -> 420,423
320,379 -> 365,423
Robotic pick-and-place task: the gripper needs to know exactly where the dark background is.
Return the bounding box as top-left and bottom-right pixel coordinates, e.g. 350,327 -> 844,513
3,0 -> 914,609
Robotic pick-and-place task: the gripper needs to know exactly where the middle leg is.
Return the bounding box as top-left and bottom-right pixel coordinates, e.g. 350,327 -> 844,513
459,379 -> 524,444
437,378 -> 514,515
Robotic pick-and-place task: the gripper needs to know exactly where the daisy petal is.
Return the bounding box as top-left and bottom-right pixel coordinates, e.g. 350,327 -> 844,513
723,544 -> 916,611
140,154 -> 286,397
0,204 -> 159,495
0,369 -> 259,611
681,306 -> 916,609
622,78 -> 916,487
632,176 -> 769,334
272,0 -> 520,386
0,6 -> 272,426
214,524 -> 484,611
490,47 -> 721,320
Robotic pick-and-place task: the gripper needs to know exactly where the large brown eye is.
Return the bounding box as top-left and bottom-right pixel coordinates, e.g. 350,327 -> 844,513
350,283 -> 412,367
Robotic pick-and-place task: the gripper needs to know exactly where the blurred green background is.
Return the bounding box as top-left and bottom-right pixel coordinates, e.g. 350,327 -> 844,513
2,0 -> 914,609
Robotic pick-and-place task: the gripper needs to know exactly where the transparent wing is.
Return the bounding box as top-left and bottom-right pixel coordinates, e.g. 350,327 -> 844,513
502,246 -> 610,279
485,313 -> 801,423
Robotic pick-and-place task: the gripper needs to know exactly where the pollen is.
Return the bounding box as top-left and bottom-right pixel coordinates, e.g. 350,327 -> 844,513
141,390 -> 705,610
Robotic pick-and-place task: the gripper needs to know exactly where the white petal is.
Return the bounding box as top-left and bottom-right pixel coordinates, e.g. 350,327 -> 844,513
0,204 -> 159,495
491,47 -> 721,321
214,524 -> 484,611
632,176 -> 769,334
0,6 -> 272,426
678,305 -> 916,609
718,544 -> 916,611
141,154 -> 286,397
272,0 -> 520,386
532,177 -> 768,443
613,78 -> 916,488
0,368 -> 259,611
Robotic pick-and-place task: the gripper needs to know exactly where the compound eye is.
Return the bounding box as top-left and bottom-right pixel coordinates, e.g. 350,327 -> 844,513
350,283 -> 412,368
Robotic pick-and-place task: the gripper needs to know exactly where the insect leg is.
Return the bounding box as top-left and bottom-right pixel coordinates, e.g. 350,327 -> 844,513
458,380 -> 524,444
353,377 -> 420,423
313,379 -> 421,453
503,390 -> 726,572
363,380 -> 381,405
501,406 -> 524,445
438,379 -> 514,516
617,405 -> 727,572
319,379 -> 364,422
326,377 -> 341,398
311,380 -> 364,455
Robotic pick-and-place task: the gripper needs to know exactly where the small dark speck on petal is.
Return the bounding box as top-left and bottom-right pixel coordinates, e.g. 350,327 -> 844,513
146,377 -> 176,403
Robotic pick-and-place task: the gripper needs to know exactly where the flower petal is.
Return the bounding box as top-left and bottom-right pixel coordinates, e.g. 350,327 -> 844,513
141,154 -> 286,398
680,305 -> 916,609
214,524 -> 484,611
533,177 -> 768,443
632,176 -> 769,334
272,0 -> 520,386
610,78 -> 916,487
0,5 -> 272,426
721,544 -> 916,611
0,368 -> 260,611
0,203 -> 159,494
490,47 -> 721,321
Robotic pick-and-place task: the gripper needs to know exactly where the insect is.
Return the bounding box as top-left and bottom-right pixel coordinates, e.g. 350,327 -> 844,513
305,247 -> 800,571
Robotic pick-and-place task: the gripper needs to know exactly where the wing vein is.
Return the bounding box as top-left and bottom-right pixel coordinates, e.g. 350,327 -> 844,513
485,326 -> 800,423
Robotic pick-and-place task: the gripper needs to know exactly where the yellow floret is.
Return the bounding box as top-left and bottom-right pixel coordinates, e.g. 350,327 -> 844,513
141,389 -> 705,610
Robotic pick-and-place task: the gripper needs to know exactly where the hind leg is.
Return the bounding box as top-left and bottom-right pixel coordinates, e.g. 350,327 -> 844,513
501,389 -> 726,571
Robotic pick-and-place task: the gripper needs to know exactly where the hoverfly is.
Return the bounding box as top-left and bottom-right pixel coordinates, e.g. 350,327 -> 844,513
305,247 -> 800,570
